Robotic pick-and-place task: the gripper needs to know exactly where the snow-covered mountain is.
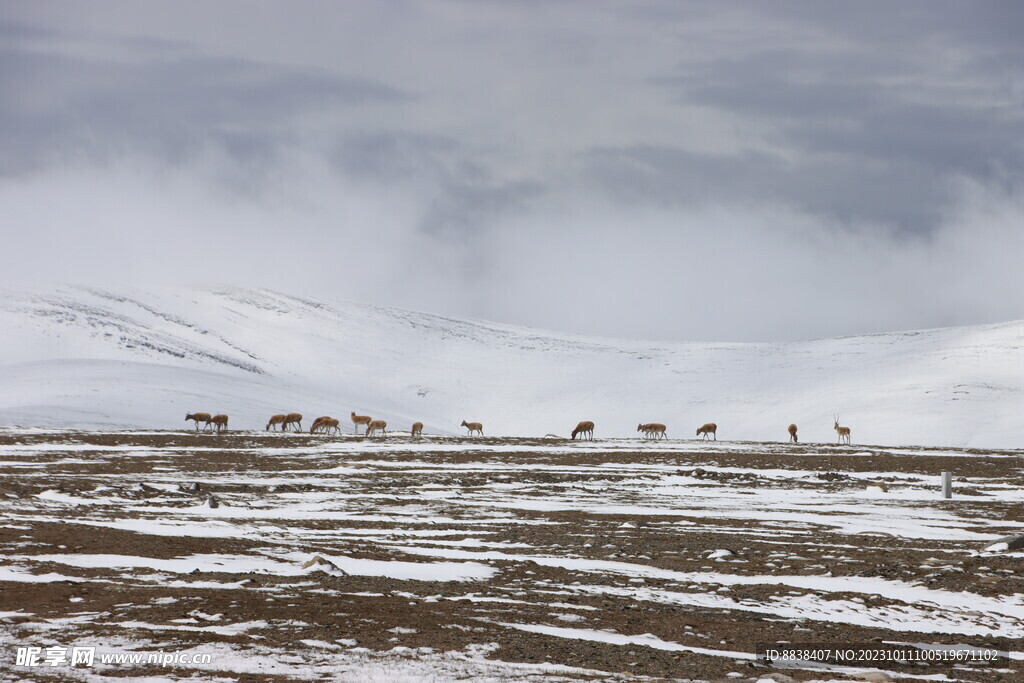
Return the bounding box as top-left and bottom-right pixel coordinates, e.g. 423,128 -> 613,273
1,286 -> 1022,447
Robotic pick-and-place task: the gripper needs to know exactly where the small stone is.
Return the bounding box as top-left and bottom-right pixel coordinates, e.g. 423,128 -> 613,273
757,674 -> 797,683
302,555 -> 348,576
856,674 -> 893,682
984,535 -> 1024,552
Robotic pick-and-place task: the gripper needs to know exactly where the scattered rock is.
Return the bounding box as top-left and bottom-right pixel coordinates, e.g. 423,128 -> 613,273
206,495 -> 220,508
855,673 -> 892,682
983,535 -> 1024,552
136,483 -> 171,498
756,674 -> 797,683
302,555 -> 348,577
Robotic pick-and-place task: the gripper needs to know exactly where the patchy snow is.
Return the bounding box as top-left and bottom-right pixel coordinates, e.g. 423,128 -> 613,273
3,425 -> 1022,680
115,620 -> 268,636
0,566 -> 103,584
20,551 -> 497,582
499,621 -> 753,659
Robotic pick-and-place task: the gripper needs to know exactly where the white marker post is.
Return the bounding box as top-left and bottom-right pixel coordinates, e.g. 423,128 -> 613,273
941,471 -> 952,499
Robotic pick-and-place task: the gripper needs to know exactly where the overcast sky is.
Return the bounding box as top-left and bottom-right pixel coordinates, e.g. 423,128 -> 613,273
1,1 -> 1022,341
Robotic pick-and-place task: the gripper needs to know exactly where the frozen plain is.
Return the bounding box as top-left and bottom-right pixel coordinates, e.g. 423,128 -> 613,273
1,430 -> 1022,681
1,286 -> 1024,680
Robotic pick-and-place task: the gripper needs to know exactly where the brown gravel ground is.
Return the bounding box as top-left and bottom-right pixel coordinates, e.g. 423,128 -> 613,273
1,430 -> 1022,681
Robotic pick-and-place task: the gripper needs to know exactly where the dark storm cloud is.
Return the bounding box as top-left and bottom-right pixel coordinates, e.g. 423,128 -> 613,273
659,50 -> 1024,171
581,143 -> 952,230
0,2 -> 1021,341
768,1 -> 1024,52
0,29 -> 410,176
644,37 -> 1024,231
334,131 -> 546,239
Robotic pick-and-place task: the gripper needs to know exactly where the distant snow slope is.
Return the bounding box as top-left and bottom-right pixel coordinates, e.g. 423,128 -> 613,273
1,286 -> 1022,447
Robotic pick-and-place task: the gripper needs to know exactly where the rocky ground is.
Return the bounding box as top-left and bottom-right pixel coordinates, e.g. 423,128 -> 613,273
1,430 -> 1022,681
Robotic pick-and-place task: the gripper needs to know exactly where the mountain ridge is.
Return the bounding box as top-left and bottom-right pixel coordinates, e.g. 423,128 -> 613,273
1,285 -> 1022,447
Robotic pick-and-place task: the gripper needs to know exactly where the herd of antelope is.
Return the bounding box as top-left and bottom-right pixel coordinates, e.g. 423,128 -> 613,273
185,412 -> 855,444
186,410 -> 435,439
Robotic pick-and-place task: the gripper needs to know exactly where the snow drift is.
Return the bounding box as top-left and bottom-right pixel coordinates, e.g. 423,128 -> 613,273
1,286 -> 1022,447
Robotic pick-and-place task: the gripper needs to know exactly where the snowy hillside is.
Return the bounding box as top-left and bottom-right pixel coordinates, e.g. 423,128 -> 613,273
0,286 -> 1022,447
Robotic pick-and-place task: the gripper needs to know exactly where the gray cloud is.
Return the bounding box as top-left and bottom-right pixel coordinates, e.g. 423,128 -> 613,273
0,24 -> 411,176
580,143 -> 954,230
647,35 -> 1024,231
333,130 -> 546,241
0,2 -> 1021,341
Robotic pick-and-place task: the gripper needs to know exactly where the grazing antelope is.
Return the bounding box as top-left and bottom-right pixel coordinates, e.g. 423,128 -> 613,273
571,421 -> 595,441
639,423 -> 667,440
186,412 -> 212,431
833,415 -> 851,445
366,419 -> 387,436
282,413 -> 303,432
210,414 -> 229,433
313,417 -> 340,435
411,422 -> 423,437
351,411 -> 372,435
696,423 -> 717,441
266,414 -> 286,431
309,416 -> 330,434
461,420 -> 483,436
788,423 -> 798,443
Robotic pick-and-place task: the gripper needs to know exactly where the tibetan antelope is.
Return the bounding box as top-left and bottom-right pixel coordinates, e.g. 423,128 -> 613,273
282,413 -> 303,432
266,414 -> 286,431
210,414 -> 228,433
788,423 -> 798,443
186,412 -> 212,431
461,420 -> 483,436
833,416 -> 851,445
312,417 -> 340,435
351,412 -> 372,435
696,423 -> 717,441
411,422 -> 424,437
639,423 -> 667,440
366,419 -> 387,436
571,421 -> 595,441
